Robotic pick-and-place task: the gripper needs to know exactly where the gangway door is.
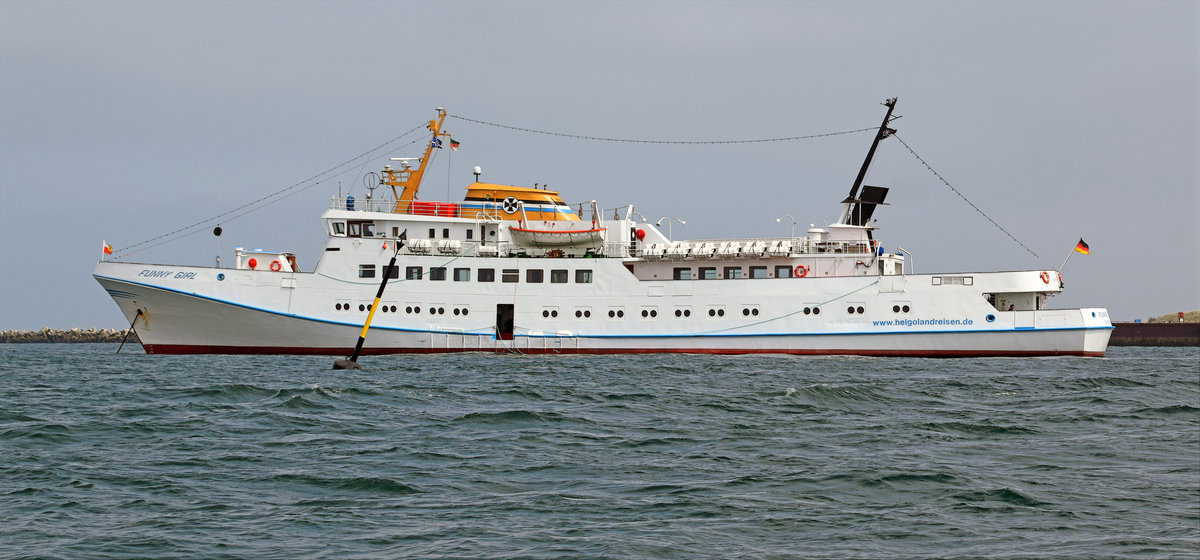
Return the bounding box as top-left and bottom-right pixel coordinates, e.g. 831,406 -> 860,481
496,304 -> 514,340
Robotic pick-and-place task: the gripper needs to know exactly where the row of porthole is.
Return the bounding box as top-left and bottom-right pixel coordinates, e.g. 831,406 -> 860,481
408,306 -> 470,316
847,305 -> 913,315
333,303 -> 468,316
803,307 -> 822,315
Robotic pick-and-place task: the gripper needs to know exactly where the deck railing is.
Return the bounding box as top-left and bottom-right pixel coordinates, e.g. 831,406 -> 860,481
330,196 -> 475,218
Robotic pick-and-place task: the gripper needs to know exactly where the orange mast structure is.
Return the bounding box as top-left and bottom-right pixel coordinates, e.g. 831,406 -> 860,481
384,108 -> 449,213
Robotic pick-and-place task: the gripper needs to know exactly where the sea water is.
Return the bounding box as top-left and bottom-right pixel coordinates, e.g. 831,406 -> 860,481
1,345 -> 1197,559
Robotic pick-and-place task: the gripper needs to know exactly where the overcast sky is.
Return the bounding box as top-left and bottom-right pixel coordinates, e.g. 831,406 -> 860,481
1,0 -> 1196,330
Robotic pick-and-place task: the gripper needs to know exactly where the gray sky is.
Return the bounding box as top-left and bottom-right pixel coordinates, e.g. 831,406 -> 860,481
1,0 -> 1196,329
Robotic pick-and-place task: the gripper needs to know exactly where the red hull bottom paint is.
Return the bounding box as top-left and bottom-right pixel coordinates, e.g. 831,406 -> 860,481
143,344 -> 1104,358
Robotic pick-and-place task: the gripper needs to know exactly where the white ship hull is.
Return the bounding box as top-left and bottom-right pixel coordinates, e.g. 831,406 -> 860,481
95,258 -> 1112,357
95,102 -> 1112,357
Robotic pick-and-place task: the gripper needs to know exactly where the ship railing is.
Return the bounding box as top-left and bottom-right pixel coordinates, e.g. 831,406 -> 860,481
634,237 -> 888,258
329,196 -> 466,218
396,240 -> 626,259
329,196 -> 396,213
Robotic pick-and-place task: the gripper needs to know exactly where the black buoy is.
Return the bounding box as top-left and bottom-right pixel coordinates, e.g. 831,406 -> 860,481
333,231 -> 405,370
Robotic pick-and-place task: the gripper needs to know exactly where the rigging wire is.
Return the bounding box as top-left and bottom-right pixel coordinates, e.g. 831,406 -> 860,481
892,134 -> 1039,259
113,122 -> 430,256
448,113 -> 877,144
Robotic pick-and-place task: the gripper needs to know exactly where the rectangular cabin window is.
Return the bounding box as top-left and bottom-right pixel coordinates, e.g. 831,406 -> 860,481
699,267 -> 717,280
775,265 -> 793,278
428,228 -> 436,239
454,268 -> 470,282
362,223 -> 375,237
750,266 -> 767,279
550,270 -> 568,284
392,227 -> 400,237
673,268 -> 691,280
358,264 -> 375,278
466,229 -> 473,240
429,267 -> 446,281
332,222 -> 346,235
348,223 -> 362,237
442,228 -> 450,239
526,269 -> 544,283
502,269 -> 519,283
723,267 -> 743,279
575,269 -> 593,284
478,268 -> 496,282
405,266 -> 422,280
385,264 -> 399,279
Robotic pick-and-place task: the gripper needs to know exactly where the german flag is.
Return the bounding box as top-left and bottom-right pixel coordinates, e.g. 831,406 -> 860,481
1074,238 -> 1090,255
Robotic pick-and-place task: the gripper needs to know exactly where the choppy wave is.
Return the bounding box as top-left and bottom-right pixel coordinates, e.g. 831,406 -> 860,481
0,344 -> 1196,559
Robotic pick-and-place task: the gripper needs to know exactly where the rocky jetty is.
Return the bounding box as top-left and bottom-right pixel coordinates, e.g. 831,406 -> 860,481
0,328 -> 139,344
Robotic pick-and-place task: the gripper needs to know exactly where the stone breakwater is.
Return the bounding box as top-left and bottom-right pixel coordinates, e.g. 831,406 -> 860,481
0,328 -> 139,344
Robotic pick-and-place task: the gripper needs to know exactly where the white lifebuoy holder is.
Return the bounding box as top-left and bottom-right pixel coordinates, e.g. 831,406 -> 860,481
794,265 -> 809,278
1039,271 -> 1050,284
270,260 -> 282,272
501,196 -> 520,214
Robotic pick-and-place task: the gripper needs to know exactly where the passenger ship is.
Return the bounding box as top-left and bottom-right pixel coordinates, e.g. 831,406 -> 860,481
93,101 -> 1113,356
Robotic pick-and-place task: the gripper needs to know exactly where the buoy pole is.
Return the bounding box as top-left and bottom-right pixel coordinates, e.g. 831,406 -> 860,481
116,309 -> 143,354
334,237 -> 402,369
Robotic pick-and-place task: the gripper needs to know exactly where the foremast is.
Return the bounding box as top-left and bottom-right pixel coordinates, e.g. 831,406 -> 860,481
385,108 -> 451,213
837,97 -> 898,227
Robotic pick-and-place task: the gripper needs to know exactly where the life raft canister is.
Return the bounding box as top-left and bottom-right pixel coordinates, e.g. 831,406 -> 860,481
794,265 -> 809,278
270,260 -> 282,272
1040,271 -> 1050,284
